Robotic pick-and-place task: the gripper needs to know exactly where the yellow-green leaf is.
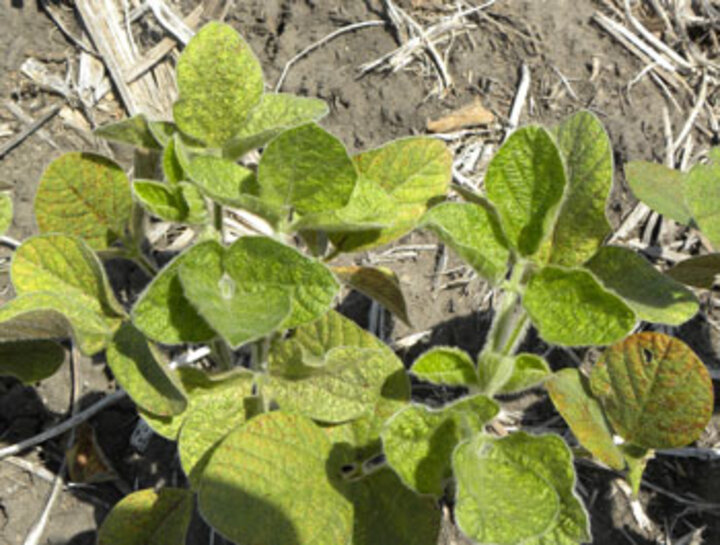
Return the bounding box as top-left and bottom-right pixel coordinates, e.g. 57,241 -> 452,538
500,353 -> 551,394
685,161 -> 720,249
0,340 -> 65,384
94,114 -> 162,150
333,265 -> 410,325
625,161 -> 691,225
667,253 -> 720,289
410,346 -> 477,386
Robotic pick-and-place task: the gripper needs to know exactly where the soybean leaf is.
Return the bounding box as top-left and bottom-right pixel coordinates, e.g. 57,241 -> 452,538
547,110 -> 613,266
258,123 -> 357,215
523,266 -> 636,346
0,192 -> 12,235
476,353 -> 516,396
267,346 -> 389,423
622,444 -> 653,496
12,234 -> 125,319
35,152 -> 133,250
382,395 -> 498,495
173,22 -> 264,147
0,292 -> 112,355
332,265 -> 410,325
223,93 -> 330,159
625,161 -> 691,225
178,370 -> 254,487
453,432 -> 589,545
97,488 -> 193,545
131,248 -> 216,345
134,180 -> 188,222
500,353 -> 551,394
485,126 -> 566,256
590,332 -> 713,449
410,346 -> 477,386
586,246 -> 698,325
685,161 -> 720,248
148,121 -> 177,147
94,114 -> 161,150
546,368 -> 625,470
162,138 -> 184,184
179,182 -> 209,224
420,201 -> 510,285
106,323 -> 186,417
330,137 -> 452,252
667,253 -> 720,289
0,340 -> 65,384
198,412 -> 353,545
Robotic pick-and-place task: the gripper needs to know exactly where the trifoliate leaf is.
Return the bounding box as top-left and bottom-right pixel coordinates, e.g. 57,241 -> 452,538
500,353 -> 551,394
523,266 -> 636,346
332,265 -> 410,325
590,332 -> 713,449
410,346 -> 477,386
94,114 -> 161,150
666,253 -> 720,289
0,340 -> 65,384
625,161 -> 691,225
685,161 -> 720,249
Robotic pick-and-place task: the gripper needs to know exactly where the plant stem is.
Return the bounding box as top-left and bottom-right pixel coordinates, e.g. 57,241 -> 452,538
213,202 -> 223,240
210,339 -> 233,371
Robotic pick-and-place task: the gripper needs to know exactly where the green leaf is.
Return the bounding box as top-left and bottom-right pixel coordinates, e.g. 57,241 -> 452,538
548,110 -> 613,266
35,152 -> 133,250
133,180 -> 190,223
500,353 -> 551,394
0,192 -> 12,235
410,346 -> 477,386
179,182 -> 210,224
382,395 -> 498,495
625,161 -> 691,224
586,246 -> 698,325
485,126 -> 566,256
178,370 -> 254,487
685,162 -> 720,248
185,154 -> 256,205
258,123 -> 357,214
223,93 -> 329,159
590,332 -> 713,449
523,265 -> 636,346
106,323 -> 187,417
622,444 -> 653,496
0,340 -> 65,384
94,114 -> 161,150
546,368 -> 625,470
0,292 -> 113,355
330,137 -> 452,252
198,412 -> 353,545
148,121 -> 177,147
131,248 -> 216,345
420,201 -> 510,285
174,22 -> 263,147
476,352 -> 516,396
11,234 -> 125,319
332,265 -> 410,325
667,253 -> 720,289
453,432 -> 589,545
97,488 -> 193,545
162,137 -> 184,184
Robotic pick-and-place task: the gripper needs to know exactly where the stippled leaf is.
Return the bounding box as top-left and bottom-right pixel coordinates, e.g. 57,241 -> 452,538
97,488 -> 193,545
258,123 -> 357,215
586,246 -> 698,325
0,192 -> 12,235
625,161 -> 691,225
590,332 -> 713,449
330,137 -> 452,252
685,161 -> 720,248
106,323 -> 186,417
198,412 -> 353,545
546,368 -> 625,470
332,265 -> 410,325
223,93 -> 329,159
382,395 -> 498,495
0,340 -> 65,384
500,353 -> 551,394
12,234 -> 125,319
420,201 -> 510,285
94,115 -> 161,150
131,248 -> 216,345
548,111 -> 613,266
667,253 -> 720,289
410,346 -> 477,386
174,22 -> 263,147
35,152 -> 132,250
523,266 -> 636,346
485,126 -> 566,256
453,432 -> 589,545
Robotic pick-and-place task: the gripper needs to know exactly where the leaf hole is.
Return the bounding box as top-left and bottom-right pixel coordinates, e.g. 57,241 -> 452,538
642,348 -> 653,364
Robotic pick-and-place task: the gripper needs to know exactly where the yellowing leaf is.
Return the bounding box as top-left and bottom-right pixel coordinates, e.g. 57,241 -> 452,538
333,265 -> 410,324
667,253 -> 720,289
625,161 -> 691,225
410,346 -> 477,386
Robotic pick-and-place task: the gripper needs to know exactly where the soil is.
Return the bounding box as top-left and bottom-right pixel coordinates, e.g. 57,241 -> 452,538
1,0 -> 719,544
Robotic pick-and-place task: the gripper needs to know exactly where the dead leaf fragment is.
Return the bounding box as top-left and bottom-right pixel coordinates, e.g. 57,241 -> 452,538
427,98 -> 494,133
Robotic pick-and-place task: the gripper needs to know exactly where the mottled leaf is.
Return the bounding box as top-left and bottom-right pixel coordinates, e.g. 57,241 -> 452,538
0,192 -> 12,235
174,22 -> 263,147
523,266 -> 636,346
333,265 -> 410,324
410,346 -> 477,386
667,253 -> 720,289
625,161 -> 691,224
590,332 -> 713,449
586,246 -> 698,325
35,152 -> 132,250
500,353 -> 551,394
546,368 -> 625,470
685,162 -> 720,248
485,126 -> 566,256
97,488 -> 193,545
420,201 -> 510,285
0,340 -> 65,384
94,114 -> 161,149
